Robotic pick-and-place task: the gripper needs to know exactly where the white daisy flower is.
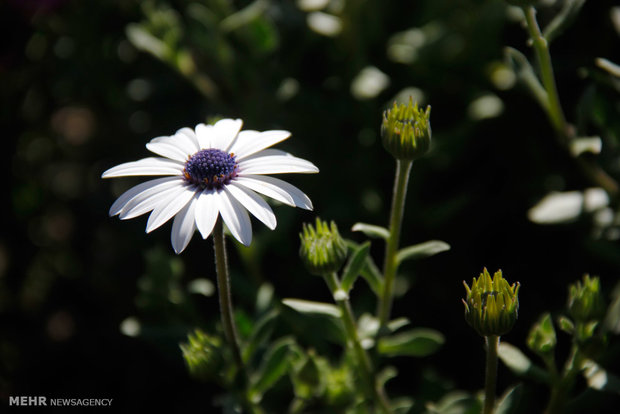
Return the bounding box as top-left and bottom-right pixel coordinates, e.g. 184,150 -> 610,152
102,118 -> 318,253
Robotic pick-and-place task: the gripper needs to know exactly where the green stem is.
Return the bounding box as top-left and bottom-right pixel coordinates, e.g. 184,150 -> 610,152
378,160 -> 413,330
213,219 -> 245,372
522,6 -> 567,140
324,273 -> 392,414
483,335 -> 499,414
545,344 -> 583,414
521,6 -> 619,202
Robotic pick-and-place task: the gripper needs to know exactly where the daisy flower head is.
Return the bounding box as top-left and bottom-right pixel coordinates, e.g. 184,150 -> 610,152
102,119 -> 318,253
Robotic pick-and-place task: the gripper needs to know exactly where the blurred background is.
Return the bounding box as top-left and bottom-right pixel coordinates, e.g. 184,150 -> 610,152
2,0 -> 620,411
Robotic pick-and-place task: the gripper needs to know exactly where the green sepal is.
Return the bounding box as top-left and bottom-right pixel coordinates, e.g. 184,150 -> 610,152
395,240 -> 450,265
377,328 -> 444,357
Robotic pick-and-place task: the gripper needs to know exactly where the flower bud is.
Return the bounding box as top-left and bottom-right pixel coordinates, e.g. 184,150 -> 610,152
299,218 -> 348,276
527,312 -> 556,356
381,98 -> 431,160
180,329 -> 224,381
567,274 -> 605,323
463,268 -> 520,337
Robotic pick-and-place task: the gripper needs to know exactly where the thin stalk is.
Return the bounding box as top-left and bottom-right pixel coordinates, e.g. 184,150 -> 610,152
213,219 -> 245,372
377,160 -> 413,330
521,6 -> 619,200
522,6 -> 567,140
483,335 -> 500,414
324,272 -> 392,414
545,344 -> 584,414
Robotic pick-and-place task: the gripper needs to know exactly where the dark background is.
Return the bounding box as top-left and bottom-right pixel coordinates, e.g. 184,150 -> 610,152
2,0 -> 620,411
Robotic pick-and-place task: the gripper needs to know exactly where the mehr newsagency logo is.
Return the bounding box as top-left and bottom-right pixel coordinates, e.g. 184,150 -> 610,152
9,396 -> 113,407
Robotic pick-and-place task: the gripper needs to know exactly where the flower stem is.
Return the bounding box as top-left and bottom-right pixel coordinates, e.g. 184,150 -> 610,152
483,335 -> 499,414
378,159 -> 413,330
324,272 -> 392,414
213,218 -> 245,372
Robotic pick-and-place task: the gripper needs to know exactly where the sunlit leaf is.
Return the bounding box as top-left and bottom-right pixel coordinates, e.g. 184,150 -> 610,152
396,240 -> 450,265
282,298 -> 342,318
496,383 -> 523,414
582,359 -> 620,393
498,342 -> 549,383
351,222 -> 390,240
377,328 -> 444,357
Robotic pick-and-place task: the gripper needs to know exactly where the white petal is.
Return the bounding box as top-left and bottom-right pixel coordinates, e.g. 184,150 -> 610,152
225,183 -> 277,229
146,184 -> 196,233
212,118 -> 243,151
102,157 -> 184,178
238,149 -> 319,175
195,123 -> 213,149
175,127 -> 201,151
234,175 -> 313,210
194,190 -> 220,239
146,139 -> 191,162
109,177 -> 179,216
171,196 -> 198,254
119,179 -> 186,219
217,189 -> 252,246
230,130 -> 291,160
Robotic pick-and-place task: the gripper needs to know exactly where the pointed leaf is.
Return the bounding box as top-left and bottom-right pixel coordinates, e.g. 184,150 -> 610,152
498,342 -> 549,383
396,240 -> 450,264
341,242 -> 371,292
377,328 -> 444,357
243,310 -> 279,362
496,383 -> 523,414
282,299 -> 341,318
249,337 -> 295,401
351,222 -> 389,240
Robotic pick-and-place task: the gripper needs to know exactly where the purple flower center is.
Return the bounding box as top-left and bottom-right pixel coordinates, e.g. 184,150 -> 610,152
183,149 -> 238,190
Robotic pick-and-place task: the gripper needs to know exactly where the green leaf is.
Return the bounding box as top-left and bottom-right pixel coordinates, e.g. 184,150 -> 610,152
377,328 -> 444,357
249,336 -> 295,401
498,342 -> 549,383
496,384 -> 523,414
126,23 -> 168,60
243,309 -> 278,362
396,240 -> 450,265
282,299 -> 341,318
351,222 -> 390,240
341,242 -> 371,292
